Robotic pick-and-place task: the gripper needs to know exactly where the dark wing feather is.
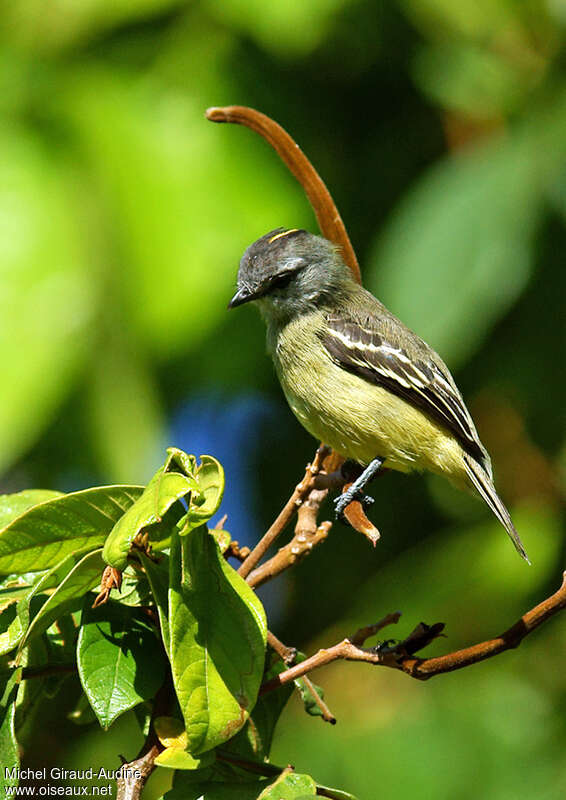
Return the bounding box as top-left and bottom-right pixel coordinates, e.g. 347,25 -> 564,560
321,315 -> 487,465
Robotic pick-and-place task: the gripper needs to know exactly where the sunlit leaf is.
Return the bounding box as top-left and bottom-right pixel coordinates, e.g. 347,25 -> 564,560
139,553 -> 170,656
0,549 -> 92,655
225,651 -> 294,762
102,464 -> 195,570
0,486 -> 143,575
0,668 -> 19,792
180,455 -> 225,534
154,718 -> 217,770
0,490 -> 63,529
257,771 -> 317,798
168,526 -> 267,754
77,601 -> 166,729
22,549 -> 105,645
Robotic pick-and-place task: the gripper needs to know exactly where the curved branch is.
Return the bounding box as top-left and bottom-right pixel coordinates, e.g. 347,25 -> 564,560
261,572 -> 566,691
401,570 -> 566,678
206,105 -> 361,283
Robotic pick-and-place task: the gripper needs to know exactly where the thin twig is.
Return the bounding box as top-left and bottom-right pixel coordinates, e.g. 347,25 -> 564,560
267,630 -> 336,723
238,447 -> 328,579
206,106 -> 360,283
400,570 -> 566,679
349,612 -> 403,647
299,674 -> 337,725
267,630 -> 297,665
247,486 -> 331,588
261,572 -> 566,690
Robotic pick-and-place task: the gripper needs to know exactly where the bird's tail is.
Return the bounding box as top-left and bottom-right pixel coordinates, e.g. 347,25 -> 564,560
463,455 -> 530,563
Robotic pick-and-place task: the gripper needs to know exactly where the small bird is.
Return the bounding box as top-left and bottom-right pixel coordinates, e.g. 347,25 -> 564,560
228,228 -> 528,561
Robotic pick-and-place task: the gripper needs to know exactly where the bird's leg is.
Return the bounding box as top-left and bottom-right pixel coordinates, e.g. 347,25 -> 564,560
334,456 -> 384,518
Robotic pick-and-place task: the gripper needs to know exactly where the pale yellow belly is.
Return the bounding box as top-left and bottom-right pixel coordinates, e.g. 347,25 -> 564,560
273,327 -> 466,484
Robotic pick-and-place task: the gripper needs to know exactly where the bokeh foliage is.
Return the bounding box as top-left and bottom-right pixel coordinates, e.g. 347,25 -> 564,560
1,1 -> 565,798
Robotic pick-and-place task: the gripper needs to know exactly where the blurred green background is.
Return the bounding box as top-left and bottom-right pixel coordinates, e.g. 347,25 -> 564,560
2,0 -> 565,797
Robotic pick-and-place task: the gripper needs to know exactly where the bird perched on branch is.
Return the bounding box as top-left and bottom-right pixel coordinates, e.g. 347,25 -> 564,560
228,228 -> 528,561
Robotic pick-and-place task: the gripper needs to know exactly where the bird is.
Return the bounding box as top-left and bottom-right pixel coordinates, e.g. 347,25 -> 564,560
228,227 -> 528,561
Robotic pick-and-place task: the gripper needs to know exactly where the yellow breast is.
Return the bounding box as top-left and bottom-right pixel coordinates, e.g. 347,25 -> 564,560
269,313 -> 467,484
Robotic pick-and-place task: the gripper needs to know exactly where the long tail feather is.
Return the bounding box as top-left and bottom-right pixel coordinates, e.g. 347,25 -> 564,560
463,455 -> 530,563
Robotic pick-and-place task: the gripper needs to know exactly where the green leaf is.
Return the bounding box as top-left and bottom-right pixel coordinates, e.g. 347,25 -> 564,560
114,566 -> 153,607
0,668 -> 20,792
77,601 -> 166,729
224,650 -> 295,762
139,553 -> 170,656
168,526 -> 267,754
102,464 -> 197,570
257,772 -> 317,799
0,490 -> 63,529
0,485 -> 144,575
181,455 -> 225,531
314,786 -> 358,800
154,717 -> 217,770
22,549 -> 105,645
294,671 -> 325,718
0,549 -> 92,655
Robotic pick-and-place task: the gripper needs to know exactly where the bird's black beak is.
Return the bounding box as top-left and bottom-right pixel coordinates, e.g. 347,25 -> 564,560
228,286 -> 256,309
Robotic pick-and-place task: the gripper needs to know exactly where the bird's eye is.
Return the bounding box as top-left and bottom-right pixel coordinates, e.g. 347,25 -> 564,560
270,272 -> 294,291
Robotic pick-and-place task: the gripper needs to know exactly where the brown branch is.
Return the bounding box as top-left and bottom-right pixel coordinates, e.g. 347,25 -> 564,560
247,487 -> 331,588
267,629 -> 336,724
206,105 -> 360,283
267,630 -> 297,665
238,446 -> 329,579
400,570 -> 566,679
116,682 -> 171,800
261,572 -> 566,691
116,746 -> 160,800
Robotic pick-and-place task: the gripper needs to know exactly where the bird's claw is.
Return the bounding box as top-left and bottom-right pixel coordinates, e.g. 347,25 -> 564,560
334,490 -> 375,520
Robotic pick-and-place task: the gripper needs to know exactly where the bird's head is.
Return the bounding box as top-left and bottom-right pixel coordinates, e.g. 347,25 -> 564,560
228,228 -> 353,322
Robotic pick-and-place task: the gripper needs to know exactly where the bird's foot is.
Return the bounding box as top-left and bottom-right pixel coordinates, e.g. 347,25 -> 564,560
334,488 -> 374,520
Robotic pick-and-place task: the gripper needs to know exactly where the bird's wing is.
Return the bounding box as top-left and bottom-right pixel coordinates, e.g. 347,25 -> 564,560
321,314 -> 487,465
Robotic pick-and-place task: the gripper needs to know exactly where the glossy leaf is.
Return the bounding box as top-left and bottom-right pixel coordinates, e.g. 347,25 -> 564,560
0,490 -> 63,529
225,651 -> 295,762
138,553 -> 170,655
313,786 -> 358,800
294,672 -> 326,718
257,772 -> 317,798
154,718 -> 216,770
0,668 -> 20,792
0,549 -> 92,656
22,549 -> 105,645
77,601 -> 166,729
0,486 -> 144,575
181,455 -> 225,532
168,526 -> 267,754
102,465 -> 197,570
